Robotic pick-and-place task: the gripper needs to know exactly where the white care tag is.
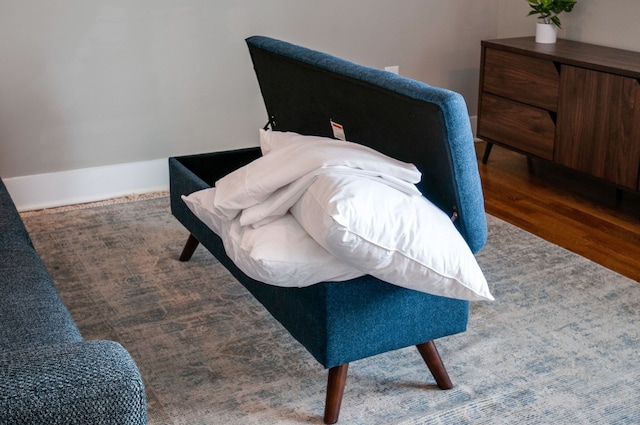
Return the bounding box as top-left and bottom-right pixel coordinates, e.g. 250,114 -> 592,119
330,120 -> 346,141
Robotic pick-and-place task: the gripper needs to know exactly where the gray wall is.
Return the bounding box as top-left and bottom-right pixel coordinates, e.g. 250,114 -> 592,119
0,1 -> 638,180
0,1 -> 499,179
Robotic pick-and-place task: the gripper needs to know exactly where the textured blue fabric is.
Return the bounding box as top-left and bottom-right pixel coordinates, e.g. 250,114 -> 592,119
0,179 -> 33,251
0,177 -> 147,425
0,251 -> 83,351
0,341 -> 147,425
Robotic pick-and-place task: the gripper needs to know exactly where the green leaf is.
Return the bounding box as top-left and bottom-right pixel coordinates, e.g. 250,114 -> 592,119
525,0 -> 576,28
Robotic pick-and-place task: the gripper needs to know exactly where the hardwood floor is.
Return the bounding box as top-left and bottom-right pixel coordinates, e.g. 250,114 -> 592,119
476,142 -> 640,283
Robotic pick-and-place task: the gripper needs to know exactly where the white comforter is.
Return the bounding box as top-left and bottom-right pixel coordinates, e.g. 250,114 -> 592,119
182,129 -> 493,302
213,129 -> 422,227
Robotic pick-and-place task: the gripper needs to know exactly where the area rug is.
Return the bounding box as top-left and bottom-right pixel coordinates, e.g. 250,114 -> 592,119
21,196 -> 639,424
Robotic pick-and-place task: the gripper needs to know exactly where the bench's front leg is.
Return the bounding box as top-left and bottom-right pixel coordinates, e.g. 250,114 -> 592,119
324,363 -> 349,424
416,340 -> 453,390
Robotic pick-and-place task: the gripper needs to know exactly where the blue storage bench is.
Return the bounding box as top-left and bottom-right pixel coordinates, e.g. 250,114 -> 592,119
169,36 -> 487,423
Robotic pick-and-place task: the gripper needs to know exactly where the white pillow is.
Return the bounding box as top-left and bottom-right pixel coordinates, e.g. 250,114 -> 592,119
182,189 -> 364,287
290,174 -> 494,301
213,129 -> 421,221
225,214 -> 364,287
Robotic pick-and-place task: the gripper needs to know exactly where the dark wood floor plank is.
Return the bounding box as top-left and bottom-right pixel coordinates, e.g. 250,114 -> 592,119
476,142 -> 640,283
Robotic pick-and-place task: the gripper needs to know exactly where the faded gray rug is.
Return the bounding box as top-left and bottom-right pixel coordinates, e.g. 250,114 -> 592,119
22,197 -> 639,424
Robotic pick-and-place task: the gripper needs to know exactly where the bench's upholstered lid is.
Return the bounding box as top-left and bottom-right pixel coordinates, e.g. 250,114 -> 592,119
245,36 -> 487,252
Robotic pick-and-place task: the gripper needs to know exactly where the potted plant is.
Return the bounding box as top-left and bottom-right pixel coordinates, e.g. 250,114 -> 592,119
527,0 -> 577,44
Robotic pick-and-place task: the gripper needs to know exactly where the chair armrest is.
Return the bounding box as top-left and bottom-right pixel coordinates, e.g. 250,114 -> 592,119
0,340 -> 146,425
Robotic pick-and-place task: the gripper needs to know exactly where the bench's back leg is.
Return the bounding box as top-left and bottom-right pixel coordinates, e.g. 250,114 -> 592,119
179,234 -> 200,262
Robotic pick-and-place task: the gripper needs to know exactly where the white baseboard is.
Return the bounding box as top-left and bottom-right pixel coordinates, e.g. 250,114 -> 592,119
5,159 -> 169,212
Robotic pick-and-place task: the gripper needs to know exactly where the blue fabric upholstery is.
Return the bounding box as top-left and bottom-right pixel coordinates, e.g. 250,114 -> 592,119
0,250 -> 83,351
0,177 -> 147,425
169,36 -> 484,370
1,341 -> 146,425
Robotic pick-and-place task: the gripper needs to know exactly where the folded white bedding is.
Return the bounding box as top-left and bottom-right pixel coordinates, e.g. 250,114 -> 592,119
213,129 -> 421,225
182,188 -> 364,287
182,130 -> 493,301
291,173 -> 493,301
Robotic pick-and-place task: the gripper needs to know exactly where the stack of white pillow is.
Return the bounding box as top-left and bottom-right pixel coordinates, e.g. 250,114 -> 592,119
182,129 -> 493,302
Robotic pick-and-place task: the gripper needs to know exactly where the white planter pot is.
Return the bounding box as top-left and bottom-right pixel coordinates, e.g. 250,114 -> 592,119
536,23 -> 558,44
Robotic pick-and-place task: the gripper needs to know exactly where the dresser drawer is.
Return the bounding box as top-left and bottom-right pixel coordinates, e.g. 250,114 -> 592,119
478,93 -> 555,160
482,48 -> 560,112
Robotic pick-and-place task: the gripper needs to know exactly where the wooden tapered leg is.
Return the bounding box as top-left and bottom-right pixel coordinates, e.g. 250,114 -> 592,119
179,234 -> 200,262
324,364 -> 349,424
416,340 -> 453,390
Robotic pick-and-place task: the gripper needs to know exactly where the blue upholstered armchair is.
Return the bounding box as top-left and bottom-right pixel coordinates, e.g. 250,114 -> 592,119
0,177 -> 147,425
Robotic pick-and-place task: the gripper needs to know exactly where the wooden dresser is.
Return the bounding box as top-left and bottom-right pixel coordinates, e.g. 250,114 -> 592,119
477,37 -> 640,193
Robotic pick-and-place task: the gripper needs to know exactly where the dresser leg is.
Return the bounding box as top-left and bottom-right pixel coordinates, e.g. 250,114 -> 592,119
615,189 -> 623,208
482,142 -> 493,164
